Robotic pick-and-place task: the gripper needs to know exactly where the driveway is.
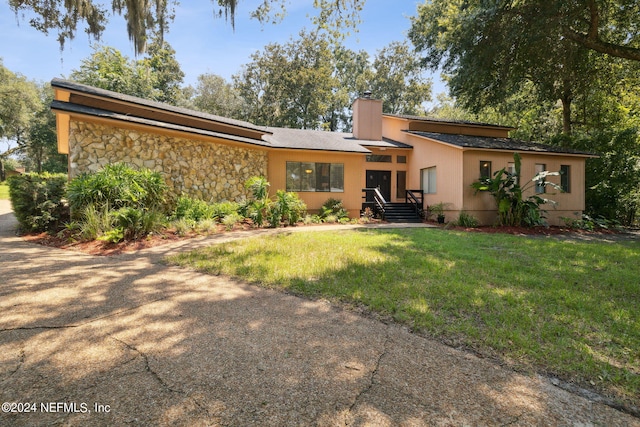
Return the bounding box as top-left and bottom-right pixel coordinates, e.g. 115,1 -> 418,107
0,199 -> 638,426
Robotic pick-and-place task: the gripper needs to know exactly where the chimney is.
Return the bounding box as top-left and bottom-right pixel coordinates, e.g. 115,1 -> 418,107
352,91 -> 382,140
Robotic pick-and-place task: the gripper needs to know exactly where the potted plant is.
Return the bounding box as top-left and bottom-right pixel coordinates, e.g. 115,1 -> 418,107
428,202 -> 449,224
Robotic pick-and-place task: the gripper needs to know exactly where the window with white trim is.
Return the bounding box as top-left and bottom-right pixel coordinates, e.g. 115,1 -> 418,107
421,166 -> 437,194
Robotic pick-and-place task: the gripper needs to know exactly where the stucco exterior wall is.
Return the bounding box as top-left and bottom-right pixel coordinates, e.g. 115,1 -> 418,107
461,151 -> 586,226
406,135 -> 464,214
268,149 -> 365,217
68,119 -> 268,202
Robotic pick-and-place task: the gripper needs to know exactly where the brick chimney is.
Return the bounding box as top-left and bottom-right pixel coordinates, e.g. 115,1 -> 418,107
352,91 -> 382,141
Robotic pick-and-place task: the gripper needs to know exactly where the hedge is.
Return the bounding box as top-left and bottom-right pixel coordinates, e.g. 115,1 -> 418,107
8,173 -> 69,232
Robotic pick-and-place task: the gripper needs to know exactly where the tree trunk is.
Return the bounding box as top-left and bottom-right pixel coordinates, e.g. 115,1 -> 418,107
0,159 -> 5,182
561,83 -> 573,136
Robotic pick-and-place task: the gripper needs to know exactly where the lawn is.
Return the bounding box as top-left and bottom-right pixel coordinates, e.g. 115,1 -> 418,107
0,182 -> 9,200
168,228 -> 640,407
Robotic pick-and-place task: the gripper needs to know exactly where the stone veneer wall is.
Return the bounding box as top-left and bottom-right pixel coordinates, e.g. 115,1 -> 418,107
69,120 -> 268,202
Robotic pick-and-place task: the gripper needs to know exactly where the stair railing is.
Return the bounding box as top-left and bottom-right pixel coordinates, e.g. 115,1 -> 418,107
362,187 -> 387,219
405,189 -> 424,218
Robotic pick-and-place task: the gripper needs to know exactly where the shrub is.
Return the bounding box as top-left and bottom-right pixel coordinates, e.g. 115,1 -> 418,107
172,196 -> 216,221
320,198 -> 349,220
222,212 -> 243,230
110,207 -> 166,241
454,211 -> 479,228
244,176 -> 270,227
272,190 -> 307,226
78,204 -> 113,240
67,163 -> 168,216
211,201 -> 240,220
8,173 -> 69,232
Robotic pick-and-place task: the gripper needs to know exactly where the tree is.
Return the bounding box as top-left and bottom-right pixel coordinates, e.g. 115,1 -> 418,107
369,41 -> 431,115
8,0 -> 364,55
0,60 -> 40,180
234,30 -> 336,129
70,46 -> 158,98
21,83 -> 67,173
408,0 -> 639,135
140,36 -> 185,104
571,129 -> 640,225
190,73 -> 244,118
69,39 -> 185,103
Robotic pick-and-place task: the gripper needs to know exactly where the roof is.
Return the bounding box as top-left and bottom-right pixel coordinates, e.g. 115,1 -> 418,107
408,131 -> 595,156
359,137 -> 413,149
51,78 -> 269,135
264,127 -> 371,153
51,79 -> 373,154
51,100 -> 274,149
385,113 -> 514,130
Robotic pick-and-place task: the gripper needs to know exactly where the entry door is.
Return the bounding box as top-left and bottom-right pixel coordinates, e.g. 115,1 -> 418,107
366,170 -> 391,202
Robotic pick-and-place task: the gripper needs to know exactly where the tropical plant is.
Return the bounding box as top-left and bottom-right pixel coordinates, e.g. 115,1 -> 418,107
67,163 -> 168,216
319,197 -> 349,220
471,153 -> 561,227
172,196 -> 216,221
244,176 -> 271,226
271,190 -> 307,227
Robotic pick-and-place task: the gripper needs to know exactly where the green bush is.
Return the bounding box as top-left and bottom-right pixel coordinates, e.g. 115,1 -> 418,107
8,173 -> 69,232
111,206 -> 166,241
454,211 -> 479,228
172,196 -> 216,221
211,201 -> 240,219
272,190 -> 307,227
67,163 -> 168,216
320,198 -> 349,220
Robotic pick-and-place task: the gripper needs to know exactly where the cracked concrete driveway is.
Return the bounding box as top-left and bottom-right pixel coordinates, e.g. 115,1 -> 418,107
0,199 -> 638,426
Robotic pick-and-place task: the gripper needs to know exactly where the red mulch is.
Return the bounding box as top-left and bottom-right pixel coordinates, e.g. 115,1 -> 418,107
21,222 -> 624,256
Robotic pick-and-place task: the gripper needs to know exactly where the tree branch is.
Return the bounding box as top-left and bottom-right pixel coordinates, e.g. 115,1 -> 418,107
564,30 -> 640,61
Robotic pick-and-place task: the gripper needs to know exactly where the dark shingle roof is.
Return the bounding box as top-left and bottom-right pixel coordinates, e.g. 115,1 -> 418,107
385,114 -> 514,130
359,137 -> 413,149
408,131 -> 595,156
51,78 -> 269,135
51,100 -> 274,148
263,127 -> 371,153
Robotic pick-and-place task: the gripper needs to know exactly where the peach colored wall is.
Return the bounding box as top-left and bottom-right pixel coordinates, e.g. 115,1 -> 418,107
405,135 -> 464,214
461,151 -> 586,226
362,147 -> 411,203
382,116 -> 410,142
352,98 -> 383,141
268,149 -> 365,217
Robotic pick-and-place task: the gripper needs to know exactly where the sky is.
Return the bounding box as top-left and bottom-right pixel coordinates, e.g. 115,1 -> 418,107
0,0 -> 445,95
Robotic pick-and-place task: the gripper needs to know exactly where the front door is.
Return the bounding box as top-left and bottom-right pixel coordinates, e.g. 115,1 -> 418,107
366,170 -> 391,202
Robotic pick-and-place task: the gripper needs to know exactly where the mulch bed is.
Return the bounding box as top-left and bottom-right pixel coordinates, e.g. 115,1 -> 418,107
21,222 -> 631,256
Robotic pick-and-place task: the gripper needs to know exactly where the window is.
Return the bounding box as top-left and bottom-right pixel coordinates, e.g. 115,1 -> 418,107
286,162 -> 344,192
421,167 -> 437,194
560,165 -> 571,193
480,161 -> 492,179
397,155 -> 407,164
366,154 -> 392,163
397,171 -> 407,198
507,162 -> 518,184
535,163 -> 546,194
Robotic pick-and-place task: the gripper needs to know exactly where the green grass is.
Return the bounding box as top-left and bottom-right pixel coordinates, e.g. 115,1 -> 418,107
0,182 -> 9,200
167,228 -> 640,406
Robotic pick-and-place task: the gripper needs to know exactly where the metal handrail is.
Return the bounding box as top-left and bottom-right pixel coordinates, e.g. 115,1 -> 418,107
362,187 -> 387,219
405,189 -> 424,217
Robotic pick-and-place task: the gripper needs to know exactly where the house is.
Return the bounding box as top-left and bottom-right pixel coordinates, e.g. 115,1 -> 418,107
51,78 -> 594,226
